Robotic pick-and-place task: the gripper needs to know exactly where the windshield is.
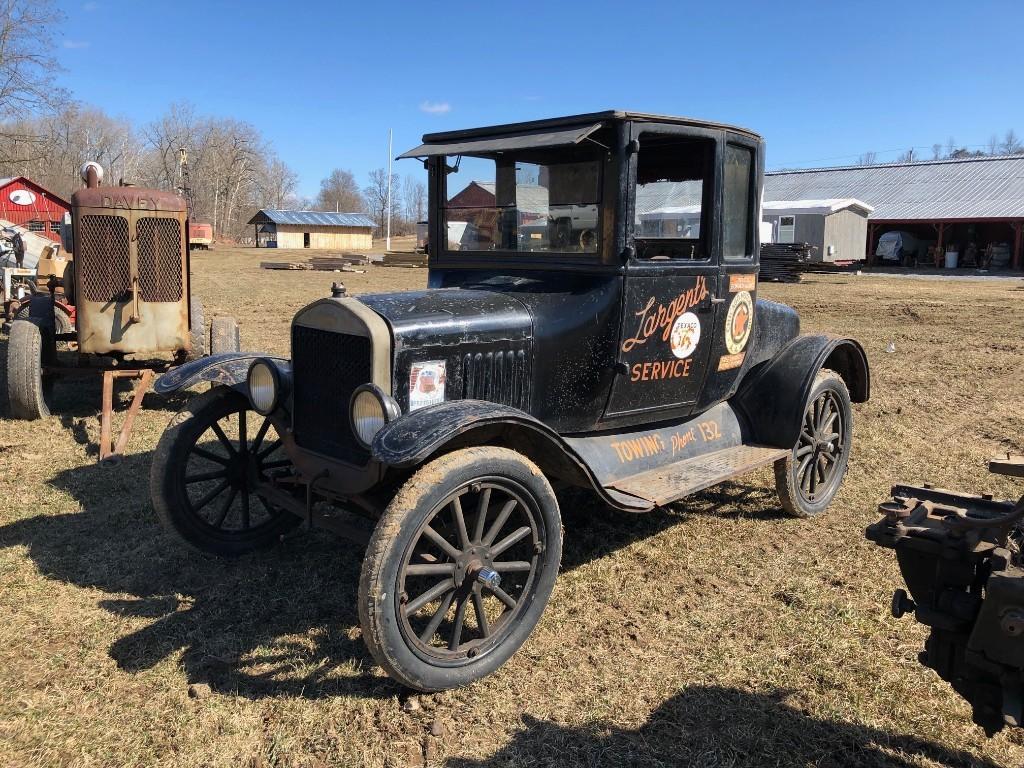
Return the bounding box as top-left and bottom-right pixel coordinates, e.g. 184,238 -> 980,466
443,153 -> 602,254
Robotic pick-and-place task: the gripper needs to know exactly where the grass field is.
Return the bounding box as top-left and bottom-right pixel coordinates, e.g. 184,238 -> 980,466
2,247 -> 1024,767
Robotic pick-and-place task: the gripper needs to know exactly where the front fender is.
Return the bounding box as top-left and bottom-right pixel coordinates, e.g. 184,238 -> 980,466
734,334 -> 869,448
154,352 -> 289,395
372,399 -> 652,512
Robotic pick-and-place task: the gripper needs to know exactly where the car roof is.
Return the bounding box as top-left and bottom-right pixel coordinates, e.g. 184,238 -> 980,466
420,110 -> 762,143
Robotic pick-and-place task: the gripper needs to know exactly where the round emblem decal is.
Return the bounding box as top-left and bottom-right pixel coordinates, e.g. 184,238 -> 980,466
725,291 -> 753,355
669,311 -> 701,359
9,189 -> 36,206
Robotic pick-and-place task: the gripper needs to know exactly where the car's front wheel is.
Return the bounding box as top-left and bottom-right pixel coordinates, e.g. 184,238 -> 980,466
359,446 -> 562,691
774,369 -> 853,518
150,386 -> 300,556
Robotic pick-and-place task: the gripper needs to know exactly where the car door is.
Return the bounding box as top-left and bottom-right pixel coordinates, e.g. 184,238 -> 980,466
604,128 -> 721,419
701,137 -> 761,404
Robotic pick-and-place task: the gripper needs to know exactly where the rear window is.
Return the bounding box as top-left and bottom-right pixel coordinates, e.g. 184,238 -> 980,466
723,144 -> 754,259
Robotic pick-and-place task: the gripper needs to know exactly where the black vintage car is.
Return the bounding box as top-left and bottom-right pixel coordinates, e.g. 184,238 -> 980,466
151,111 -> 870,691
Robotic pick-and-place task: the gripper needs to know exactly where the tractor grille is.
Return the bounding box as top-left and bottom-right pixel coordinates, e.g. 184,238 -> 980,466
136,218 -> 183,301
462,348 -> 531,410
78,215 -> 130,302
291,325 -> 372,464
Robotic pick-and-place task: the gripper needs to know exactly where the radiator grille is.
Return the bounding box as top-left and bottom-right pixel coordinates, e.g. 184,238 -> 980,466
78,215 -> 130,302
137,217 -> 183,301
291,325 -> 372,464
462,348 -> 531,410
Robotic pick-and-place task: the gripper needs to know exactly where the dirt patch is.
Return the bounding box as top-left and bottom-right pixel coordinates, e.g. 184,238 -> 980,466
1,250 -> 1023,766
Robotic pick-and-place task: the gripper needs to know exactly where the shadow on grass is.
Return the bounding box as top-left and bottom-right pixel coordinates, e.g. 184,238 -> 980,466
1,439 -> 790,702
0,451 -> 400,701
447,685 -> 1000,768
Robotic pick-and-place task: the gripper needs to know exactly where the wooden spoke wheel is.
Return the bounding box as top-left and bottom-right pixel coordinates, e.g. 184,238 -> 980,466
775,369 -> 853,518
150,387 -> 299,556
359,447 -> 561,691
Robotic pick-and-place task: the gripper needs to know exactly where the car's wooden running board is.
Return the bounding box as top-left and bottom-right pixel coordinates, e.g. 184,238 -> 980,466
607,444 -> 790,507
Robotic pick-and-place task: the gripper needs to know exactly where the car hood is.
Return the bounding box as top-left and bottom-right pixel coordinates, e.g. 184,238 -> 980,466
359,288 -> 533,351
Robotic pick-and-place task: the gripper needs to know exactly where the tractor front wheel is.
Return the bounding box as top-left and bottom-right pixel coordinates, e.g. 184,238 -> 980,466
6,318 -> 55,420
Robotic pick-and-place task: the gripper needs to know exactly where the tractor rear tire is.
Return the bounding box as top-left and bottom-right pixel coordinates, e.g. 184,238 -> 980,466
7,318 -> 53,420
210,316 -> 241,355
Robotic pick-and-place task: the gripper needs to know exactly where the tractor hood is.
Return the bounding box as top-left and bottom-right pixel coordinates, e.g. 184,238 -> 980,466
360,288 -> 534,412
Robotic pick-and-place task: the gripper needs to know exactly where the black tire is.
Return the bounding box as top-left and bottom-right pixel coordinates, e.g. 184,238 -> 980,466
188,298 -> 207,361
6,318 -> 54,420
15,303 -> 73,350
210,315 -> 240,354
359,446 -> 562,692
150,386 -> 300,557
774,369 -> 853,518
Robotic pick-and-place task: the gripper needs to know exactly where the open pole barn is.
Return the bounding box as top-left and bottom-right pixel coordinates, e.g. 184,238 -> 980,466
248,209 -> 375,250
765,154 -> 1024,270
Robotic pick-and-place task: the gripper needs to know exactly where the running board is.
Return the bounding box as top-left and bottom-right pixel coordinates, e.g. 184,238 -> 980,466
608,444 -> 789,507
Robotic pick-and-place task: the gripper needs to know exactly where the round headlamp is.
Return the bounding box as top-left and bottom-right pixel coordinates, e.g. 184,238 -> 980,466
247,359 -> 280,415
350,384 -> 400,448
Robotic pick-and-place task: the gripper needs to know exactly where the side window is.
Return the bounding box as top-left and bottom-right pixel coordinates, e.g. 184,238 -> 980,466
723,144 -> 754,259
778,215 -> 796,243
634,134 -> 713,260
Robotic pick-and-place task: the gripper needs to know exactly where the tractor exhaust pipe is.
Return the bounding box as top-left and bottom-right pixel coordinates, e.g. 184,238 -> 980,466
80,161 -> 104,189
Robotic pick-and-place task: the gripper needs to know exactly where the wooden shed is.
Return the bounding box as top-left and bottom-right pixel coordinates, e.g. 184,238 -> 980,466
248,209 -> 375,250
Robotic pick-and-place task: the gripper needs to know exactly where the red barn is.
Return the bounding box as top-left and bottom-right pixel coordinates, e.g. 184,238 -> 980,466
0,176 -> 71,243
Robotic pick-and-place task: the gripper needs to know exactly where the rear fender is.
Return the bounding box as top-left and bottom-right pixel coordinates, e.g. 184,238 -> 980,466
372,399 -> 651,512
154,352 -> 289,396
734,334 -> 869,448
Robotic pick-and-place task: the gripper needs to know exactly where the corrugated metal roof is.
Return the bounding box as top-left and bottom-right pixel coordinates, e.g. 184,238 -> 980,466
762,198 -> 874,216
248,209 -> 375,228
635,181 -> 702,215
765,155 -> 1024,221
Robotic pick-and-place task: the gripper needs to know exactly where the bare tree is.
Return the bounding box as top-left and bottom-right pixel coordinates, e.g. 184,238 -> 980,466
364,168 -> 399,233
1001,129 -> 1023,155
258,158 -> 298,210
897,148 -> 917,163
931,143 -> 943,160
0,0 -> 67,121
946,136 -> 956,158
402,175 -> 426,223
857,151 -> 878,165
316,168 -> 365,212
987,134 -> 1000,155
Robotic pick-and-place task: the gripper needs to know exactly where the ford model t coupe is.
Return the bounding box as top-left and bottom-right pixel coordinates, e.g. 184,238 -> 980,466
151,112 -> 870,691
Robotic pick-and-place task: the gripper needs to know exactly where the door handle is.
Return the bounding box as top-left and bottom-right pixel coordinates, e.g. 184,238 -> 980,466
710,296 -> 726,305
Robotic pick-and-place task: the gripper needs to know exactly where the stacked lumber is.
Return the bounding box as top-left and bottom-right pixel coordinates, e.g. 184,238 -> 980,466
382,252 -> 428,268
260,252 -> 368,273
759,243 -> 814,282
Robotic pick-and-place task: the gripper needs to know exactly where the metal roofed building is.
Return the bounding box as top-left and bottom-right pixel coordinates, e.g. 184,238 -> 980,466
248,209 -> 376,250
765,155 -> 1024,269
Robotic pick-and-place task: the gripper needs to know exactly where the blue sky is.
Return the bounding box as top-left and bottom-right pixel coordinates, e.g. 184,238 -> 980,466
57,0 -> 1024,199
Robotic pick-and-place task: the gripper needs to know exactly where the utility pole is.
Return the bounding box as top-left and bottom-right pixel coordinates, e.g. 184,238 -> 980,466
386,128 -> 393,251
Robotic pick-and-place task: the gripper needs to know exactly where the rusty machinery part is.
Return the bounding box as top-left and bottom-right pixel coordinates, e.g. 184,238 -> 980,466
150,387 -> 300,557
359,446 -> 562,692
867,470 -> 1024,736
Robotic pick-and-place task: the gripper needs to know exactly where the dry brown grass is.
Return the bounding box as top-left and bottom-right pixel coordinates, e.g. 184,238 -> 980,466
1,247 -> 1023,767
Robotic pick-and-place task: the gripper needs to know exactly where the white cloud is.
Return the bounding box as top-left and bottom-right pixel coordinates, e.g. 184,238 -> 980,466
419,100 -> 451,115
63,39 -> 90,49
83,1 -> 98,10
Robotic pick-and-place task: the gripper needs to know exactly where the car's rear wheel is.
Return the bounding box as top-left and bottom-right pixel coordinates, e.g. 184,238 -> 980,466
150,386 -> 300,556
359,447 -> 562,691
774,369 -> 852,518
6,317 -> 54,420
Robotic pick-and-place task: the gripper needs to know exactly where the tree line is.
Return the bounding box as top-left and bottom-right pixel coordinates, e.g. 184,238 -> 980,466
0,0 -> 425,241
858,129 -> 1023,165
